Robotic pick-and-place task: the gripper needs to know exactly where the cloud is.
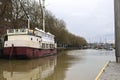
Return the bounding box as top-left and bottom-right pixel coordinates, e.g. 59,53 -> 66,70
44,0 -> 114,43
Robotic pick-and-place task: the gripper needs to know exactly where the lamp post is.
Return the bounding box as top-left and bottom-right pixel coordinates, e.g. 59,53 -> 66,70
114,0 -> 120,62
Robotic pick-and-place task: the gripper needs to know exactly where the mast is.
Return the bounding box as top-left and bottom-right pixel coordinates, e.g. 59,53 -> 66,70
42,0 -> 45,32
39,0 -> 45,32
28,15 -> 30,29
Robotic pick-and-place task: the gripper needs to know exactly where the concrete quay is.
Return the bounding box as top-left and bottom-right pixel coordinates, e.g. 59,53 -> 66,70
96,61 -> 120,80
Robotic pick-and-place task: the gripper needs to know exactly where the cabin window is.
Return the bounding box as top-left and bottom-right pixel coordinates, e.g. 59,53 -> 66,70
4,35 -> 8,41
28,31 -> 33,35
20,29 -> 26,32
46,44 -> 49,48
51,44 -> 53,48
15,29 -> 19,32
42,43 -> 45,48
50,44 -> 54,48
31,38 -> 33,40
8,29 -> 14,33
50,44 -> 51,48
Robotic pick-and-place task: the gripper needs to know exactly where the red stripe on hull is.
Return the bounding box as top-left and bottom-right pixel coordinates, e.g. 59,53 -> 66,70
3,47 -> 57,59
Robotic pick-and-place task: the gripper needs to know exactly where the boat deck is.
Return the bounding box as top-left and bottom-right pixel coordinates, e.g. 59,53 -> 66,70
98,62 -> 120,80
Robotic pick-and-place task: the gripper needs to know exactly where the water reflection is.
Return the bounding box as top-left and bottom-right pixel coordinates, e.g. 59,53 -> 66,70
0,56 -> 57,80
45,51 -> 80,80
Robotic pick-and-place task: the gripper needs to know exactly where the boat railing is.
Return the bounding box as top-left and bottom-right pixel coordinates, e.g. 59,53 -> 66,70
7,29 -> 28,35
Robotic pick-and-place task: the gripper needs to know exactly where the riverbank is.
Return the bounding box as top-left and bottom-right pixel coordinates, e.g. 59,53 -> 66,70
98,61 -> 120,80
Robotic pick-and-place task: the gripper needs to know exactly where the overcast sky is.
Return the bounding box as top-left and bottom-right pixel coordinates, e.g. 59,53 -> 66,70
39,0 -> 115,43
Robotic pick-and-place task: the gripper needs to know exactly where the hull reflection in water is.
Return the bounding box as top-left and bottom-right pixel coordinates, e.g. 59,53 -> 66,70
1,56 -> 57,80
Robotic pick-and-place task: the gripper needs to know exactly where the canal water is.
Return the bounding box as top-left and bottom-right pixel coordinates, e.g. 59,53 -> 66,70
0,49 -> 115,80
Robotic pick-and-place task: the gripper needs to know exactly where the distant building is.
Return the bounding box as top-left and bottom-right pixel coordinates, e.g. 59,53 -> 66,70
0,0 -> 12,35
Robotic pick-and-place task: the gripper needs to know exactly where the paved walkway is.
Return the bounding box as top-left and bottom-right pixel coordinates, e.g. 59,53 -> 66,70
99,62 -> 120,80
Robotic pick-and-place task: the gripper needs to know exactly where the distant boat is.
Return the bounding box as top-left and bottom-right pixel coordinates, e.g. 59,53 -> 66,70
105,47 -> 113,51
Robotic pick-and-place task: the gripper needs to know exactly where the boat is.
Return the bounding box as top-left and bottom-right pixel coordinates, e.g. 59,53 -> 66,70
3,0 -> 57,59
3,27 -> 57,59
